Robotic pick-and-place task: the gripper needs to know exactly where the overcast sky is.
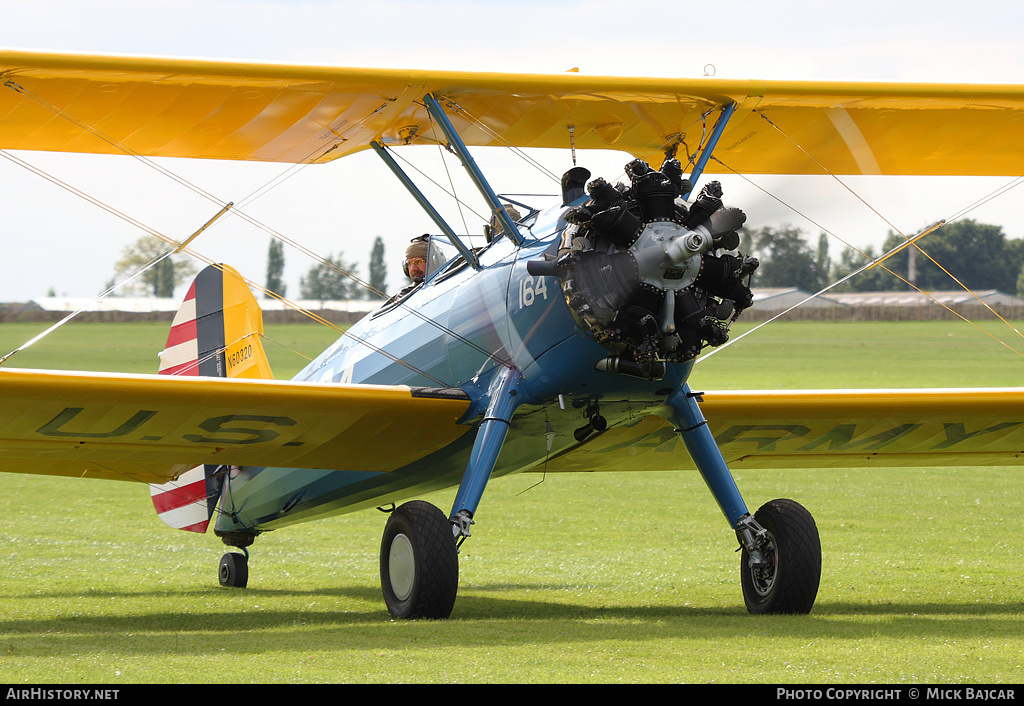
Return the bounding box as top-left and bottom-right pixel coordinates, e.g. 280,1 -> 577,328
2,0 -> 1024,302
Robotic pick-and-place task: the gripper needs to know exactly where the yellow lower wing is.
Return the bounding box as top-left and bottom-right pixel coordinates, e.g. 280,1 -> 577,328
544,388 -> 1024,471
0,368 -> 471,483
4,374 -> 1020,483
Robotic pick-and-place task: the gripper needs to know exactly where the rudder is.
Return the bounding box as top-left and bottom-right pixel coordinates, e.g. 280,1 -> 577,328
157,263 -> 273,380
150,264 -> 272,533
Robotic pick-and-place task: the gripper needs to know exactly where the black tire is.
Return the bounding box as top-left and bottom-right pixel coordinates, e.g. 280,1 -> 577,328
741,498 -> 821,614
219,552 -> 248,588
380,500 -> 459,619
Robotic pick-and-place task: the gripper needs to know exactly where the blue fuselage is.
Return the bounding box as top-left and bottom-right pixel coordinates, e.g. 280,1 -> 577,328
214,202 -> 692,534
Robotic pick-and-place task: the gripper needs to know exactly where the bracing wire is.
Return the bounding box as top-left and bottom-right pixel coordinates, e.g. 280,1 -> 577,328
384,145 -> 489,223
426,105 -> 473,237
0,148 -> 462,385
0,235 -> 173,366
16,74 -> 1024,383
756,112 -> 906,237
753,110 -> 1024,336
441,99 -> 561,183
702,112 -> 1024,361
1,80 -> 513,377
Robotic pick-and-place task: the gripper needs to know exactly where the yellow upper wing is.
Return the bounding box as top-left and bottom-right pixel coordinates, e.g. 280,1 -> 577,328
3,50 -> 1024,174
0,367 -> 471,483
544,388 -> 1024,472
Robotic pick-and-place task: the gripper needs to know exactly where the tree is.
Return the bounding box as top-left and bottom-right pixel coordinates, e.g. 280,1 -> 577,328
265,239 -> 286,298
110,236 -> 197,297
299,252 -> 360,301
815,232 -> 831,285
829,244 -> 891,292
747,225 -> 826,292
155,258 -> 175,298
833,219 -> 1024,293
367,236 -> 387,299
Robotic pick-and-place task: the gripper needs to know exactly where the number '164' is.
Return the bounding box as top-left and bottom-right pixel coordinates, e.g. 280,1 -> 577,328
518,275 -> 549,308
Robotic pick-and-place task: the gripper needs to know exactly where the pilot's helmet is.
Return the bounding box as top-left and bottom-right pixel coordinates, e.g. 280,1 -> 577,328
403,235 -> 430,281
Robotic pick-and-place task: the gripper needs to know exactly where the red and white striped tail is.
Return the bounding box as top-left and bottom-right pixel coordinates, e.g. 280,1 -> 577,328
151,281 -> 214,532
149,465 -> 218,533
149,264 -> 270,533
157,282 -> 199,376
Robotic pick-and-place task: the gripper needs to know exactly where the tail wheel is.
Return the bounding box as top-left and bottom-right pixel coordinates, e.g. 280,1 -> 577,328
741,498 -> 821,614
380,500 -> 459,619
219,551 -> 248,588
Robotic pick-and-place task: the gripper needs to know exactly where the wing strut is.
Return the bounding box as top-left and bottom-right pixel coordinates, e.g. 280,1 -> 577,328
683,102 -> 736,200
423,94 -> 525,246
370,140 -> 480,269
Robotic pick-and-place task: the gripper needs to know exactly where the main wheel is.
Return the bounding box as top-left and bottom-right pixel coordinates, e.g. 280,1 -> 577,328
380,500 -> 459,619
741,498 -> 821,614
219,551 -> 248,588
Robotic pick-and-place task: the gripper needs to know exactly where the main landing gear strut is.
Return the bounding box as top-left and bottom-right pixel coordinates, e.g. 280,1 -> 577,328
667,385 -> 821,613
379,366 -> 523,619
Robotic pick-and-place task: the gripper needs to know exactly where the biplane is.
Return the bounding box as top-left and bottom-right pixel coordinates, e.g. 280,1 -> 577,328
2,50 -> 1024,619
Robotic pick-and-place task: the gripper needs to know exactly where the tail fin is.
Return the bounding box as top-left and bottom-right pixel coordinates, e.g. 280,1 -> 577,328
157,263 -> 273,380
150,264 -> 272,533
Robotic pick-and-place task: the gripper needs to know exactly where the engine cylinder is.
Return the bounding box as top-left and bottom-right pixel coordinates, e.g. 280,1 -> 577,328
547,162 -> 757,377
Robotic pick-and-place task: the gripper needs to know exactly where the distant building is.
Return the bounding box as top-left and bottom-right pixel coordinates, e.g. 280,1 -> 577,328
16,289 -> 1024,323
745,288 -> 1024,321
749,288 -> 844,312
30,297 -> 378,315
828,290 -> 1024,307
31,297 -> 181,313
5,297 -> 378,324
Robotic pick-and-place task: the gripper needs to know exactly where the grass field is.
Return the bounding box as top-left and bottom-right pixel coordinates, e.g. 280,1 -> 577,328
0,319 -> 1022,684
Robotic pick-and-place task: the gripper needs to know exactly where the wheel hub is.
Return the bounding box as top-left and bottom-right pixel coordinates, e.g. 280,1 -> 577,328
388,533 -> 416,601
749,533 -> 778,597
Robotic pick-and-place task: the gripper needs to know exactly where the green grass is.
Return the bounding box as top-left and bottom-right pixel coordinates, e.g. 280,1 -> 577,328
0,321 -> 341,378
694,318 -> 1024,389
0,320 -> 1022,683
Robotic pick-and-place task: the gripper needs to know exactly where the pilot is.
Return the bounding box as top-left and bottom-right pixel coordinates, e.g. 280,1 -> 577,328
380,235 -> 431,310
403,236 -> 429,283
485,205 -> 522,242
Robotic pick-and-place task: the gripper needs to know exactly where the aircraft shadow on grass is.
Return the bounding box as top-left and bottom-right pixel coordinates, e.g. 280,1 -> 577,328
3,587 -> 1020,653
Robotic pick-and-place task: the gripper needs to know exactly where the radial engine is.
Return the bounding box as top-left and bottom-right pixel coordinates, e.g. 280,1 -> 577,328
528,158 -> 759,380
